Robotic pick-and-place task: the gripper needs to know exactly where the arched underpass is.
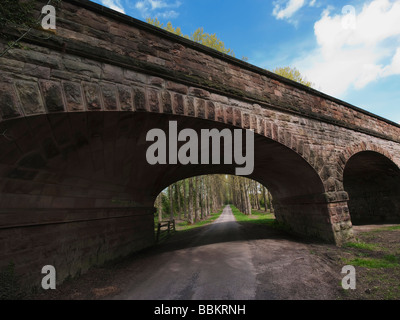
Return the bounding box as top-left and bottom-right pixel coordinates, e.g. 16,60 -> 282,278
343,151 -> 400,225
145,113 -> 333,243
1,111 -> 341,288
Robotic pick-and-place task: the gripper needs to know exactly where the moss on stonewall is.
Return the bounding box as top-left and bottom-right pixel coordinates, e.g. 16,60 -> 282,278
0,0 -> 37,31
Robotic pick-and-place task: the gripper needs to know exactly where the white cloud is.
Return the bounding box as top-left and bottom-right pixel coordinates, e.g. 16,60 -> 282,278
158,10 -> 180,19
273,0 -> 306,20
293,0 -> 400,97
135,0 -> 182,18
100,0 -> 126,14
383,48 -> 400,76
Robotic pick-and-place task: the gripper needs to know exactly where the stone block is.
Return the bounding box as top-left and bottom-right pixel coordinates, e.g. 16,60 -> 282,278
40,80 -> 65,112
186,96 -> 195,117
234,109 -> 241,127
133,87 -> 146,111
118,85 -> 133,111
149,77 -> 164,88
147,89 -> 160,113
162,90 -> 172,114
173,93 -> 185,115
206,101 -> 215,121
166,81 -> 188,95
189,87 -> 210,99
0,82 -> 22,119
15,81 -> 46,115
195,98 -> 206,119
102,64 -> 124,83
63,81 -> 85,111
100,83 -> 118,110
83,82 -> 103,110
242,113 -> 250,129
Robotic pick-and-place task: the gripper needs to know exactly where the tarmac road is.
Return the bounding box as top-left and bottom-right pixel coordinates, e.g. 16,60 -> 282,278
34,205 -> 344,300
114,205 -> 257,300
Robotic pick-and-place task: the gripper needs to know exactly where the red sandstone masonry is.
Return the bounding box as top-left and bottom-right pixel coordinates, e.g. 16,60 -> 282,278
5,0 -> 397,143
0,0 -> 400,288
57,0 -> 400,138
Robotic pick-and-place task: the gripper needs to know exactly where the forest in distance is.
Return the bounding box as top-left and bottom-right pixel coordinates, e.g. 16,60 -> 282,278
155,175 -> 274,225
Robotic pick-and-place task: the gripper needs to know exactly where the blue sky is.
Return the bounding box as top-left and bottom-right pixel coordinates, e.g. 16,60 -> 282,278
92,0 -> 400,124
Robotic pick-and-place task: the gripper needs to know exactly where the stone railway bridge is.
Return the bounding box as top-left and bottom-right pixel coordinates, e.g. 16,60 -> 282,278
0,0 -> 399,287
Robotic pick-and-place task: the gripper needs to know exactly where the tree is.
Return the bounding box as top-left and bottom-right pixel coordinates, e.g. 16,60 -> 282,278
273,66 -> 313,88
191,27 -> 234,56
156,192 -> 163,222
168,184 -> 174,221
146,18 -> 235,57
156,174 -> 272,226
194,176 -> 200,222
183,179 -> 188,219
188,177 -> 194,224
262,185 -> 267,212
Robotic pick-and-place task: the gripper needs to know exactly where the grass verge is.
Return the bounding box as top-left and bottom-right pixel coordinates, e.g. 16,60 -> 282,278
337,225 -> 400,300
176,209 -> 224,231
229,205 -> 293,233
155,208 -> 224,242
230,205 -> 275,224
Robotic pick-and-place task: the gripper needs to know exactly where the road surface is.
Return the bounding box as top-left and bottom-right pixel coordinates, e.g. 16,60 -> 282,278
35,205 -> 344,300
114,205 -> 257,300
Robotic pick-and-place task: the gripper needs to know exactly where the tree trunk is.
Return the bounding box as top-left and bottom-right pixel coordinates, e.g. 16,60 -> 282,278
188,178 -> 194,224
268,190 -> 274,213
169,185 -> 174,221
183,179 -> 187,219
157,193 -> 163,222
262,185 -> 267,212
194,176 -> 200,222
256,181 -> 261,210
176,181 -> 181,220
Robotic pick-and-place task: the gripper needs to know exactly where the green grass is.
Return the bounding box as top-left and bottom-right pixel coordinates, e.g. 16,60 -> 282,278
343,241 -> 381,251
380,225 -> 400,231
176,209 -> 223,231
230,205 -> 277,226
362,225 -> 400,237
154,209 -> 224,242
344,256 -> 399,269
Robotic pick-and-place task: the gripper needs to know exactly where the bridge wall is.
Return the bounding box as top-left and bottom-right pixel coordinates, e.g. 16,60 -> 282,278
0,0 -> 400,288
0,207 -> 154,288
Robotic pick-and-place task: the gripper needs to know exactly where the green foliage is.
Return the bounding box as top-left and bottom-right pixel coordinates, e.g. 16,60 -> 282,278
191,27 -> 234,56
160,191 -> 170,218
0,0 -> 37,30
146,17 -> 235,57
273,66 -> 314,87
